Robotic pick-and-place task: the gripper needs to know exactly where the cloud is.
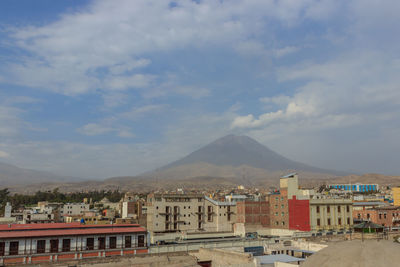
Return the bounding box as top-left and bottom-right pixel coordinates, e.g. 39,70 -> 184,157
2,0 -> 339,96
77,123 -> 113,136
0,150 -> 10,158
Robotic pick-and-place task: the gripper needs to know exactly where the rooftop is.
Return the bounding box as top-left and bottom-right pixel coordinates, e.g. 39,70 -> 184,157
0,223 -> 146,239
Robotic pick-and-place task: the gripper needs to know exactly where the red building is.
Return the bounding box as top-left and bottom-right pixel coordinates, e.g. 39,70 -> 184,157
0,223 -> 148,265
236,200 -> 270,229
288,196 -> 310,231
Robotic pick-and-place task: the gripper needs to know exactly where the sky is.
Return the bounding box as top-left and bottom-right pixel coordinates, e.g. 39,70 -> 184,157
0,0 -> 399,179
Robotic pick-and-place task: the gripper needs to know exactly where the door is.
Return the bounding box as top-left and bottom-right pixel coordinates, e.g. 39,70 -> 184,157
0,242 -> 5,256
62,239 -> 71,252
9,241 -> 19,255
138,235 -> 145,247
37,240 -> 46,254
50,239 -> 59,253
86,238 -> 94,250
98,237 -> 105,250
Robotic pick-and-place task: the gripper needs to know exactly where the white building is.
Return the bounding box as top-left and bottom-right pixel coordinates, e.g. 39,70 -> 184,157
61,203 -> 90,217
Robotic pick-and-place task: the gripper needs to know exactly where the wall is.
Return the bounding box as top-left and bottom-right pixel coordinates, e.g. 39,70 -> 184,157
288,197 -> 310,231
269,192 -> 289,229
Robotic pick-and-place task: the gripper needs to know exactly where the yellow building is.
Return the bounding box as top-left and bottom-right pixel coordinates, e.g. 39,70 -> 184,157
393,187 -> 400,206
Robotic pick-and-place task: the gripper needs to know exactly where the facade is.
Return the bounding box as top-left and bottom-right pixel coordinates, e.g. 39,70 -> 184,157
288,196 -> 310,231
353,206 -> 400,228
309,198 -> 353,231
22,209 -> 55,224
268,192 -> 289,229
61,203 -> 90,217
0,223 -> 148,265
4,203 -> 11,218
328,183 -> 378,193
236,199 -> 269,230
146,194 -> 236,235
392,187 -> 400,206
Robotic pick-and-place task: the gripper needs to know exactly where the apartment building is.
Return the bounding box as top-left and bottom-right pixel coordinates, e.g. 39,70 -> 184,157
61,203 -> 90,217
268,192 -> 289,229
146,194 -> 236,234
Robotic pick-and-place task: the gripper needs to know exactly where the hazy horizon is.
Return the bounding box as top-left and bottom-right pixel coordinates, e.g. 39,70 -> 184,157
0,0 -> 399,179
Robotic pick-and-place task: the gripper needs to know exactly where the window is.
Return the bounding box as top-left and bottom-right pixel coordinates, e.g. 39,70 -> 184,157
62,239 -> 71,252
109,237 -> 117,249
347,218 -> 351,225
316,206 -> 320,213
281,197 -> 284,201
282,221 -> 285,226
0,242 -> 4,256
379,213 -> 382,219
317,219 -> 321,226
275,205 -> 278,209
338,206 -> 341,213
281,204 -> 284,209
98,237 -> 105,250
275,221 -> 279,225
328,218 -> 331,225
125,236 -> 132,248
327,206 -> 331,213
275,212 -> 278,216
275,197 -> 279,201
338,218 -> 342,225
50,239 -> 59,253
86,238 -> 94,250
9,241 -> 19,255
138,235 -> 145,247
358,213 -> 361,219
281,212 -> 285,216
37,240 -> 46,254
384,213 -> 387,219
346,206 -> 350,212
367,213 -> 370,219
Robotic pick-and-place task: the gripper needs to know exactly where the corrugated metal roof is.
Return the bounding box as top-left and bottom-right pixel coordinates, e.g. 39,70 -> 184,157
281,173 -> 297,178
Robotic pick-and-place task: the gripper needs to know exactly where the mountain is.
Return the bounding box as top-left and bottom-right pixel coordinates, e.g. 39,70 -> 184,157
0,161 -> 83,187
157,134 -> 344,174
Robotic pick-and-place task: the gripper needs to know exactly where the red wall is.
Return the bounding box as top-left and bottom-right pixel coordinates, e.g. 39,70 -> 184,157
288,196 -> 310,231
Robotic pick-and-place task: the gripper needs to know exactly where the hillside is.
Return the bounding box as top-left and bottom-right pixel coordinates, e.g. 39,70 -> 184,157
0,162 -> 82,187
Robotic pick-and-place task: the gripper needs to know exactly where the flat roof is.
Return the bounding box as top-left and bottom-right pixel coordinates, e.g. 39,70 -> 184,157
256,254 -> 305,264
0,223 -> 146,239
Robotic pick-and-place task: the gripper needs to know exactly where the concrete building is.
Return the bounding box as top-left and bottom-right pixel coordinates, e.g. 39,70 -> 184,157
0,223 -> 148,265
392,187 -> 400,206
22,209 -> 55,224
309,198 -> 353,231
328,183 -> 379,193
146,194 -> 237,243
61,203 -> 90,217
4,203 -> 11,218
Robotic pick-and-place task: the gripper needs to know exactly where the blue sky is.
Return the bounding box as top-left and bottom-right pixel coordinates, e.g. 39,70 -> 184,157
0,0 -> 400,179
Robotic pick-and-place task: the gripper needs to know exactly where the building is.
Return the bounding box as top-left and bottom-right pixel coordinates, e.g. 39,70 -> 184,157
0,223 -> 148,265
236,199 -> 269,231
268,192 -> 289,229
328,183 -> 379,193
147,194 -> 236,234
353,206 -> 400,229
4,203 -> 11,218
273,173 -> 353,232
288,196 -> 310,231
309,198 -> 353,231
22,209 -> 55,224
392,187 -> 400,206
61,203 -> 90,217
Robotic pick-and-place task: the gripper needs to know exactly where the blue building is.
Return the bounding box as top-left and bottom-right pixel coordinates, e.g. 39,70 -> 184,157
328,183 -> 378,193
